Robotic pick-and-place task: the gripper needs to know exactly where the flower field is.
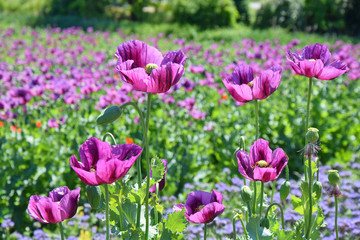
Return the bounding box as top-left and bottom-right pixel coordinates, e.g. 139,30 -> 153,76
1,25 -> 360,239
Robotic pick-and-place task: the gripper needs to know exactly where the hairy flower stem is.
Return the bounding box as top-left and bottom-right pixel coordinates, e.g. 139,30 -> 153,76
120,101 -> 147,228
144,93 -> 152,240
232,216 -> 237,239
102,132 -> 117,145
305,153 -> 313,239
259,182 -> 265,217
154,183 -> 159,225
253,100 -> 259,214
253,181 -> 257,215
271,181 -> 276,204
59,221 -> 65,240
304,77 -> 313,182
335,195 -> 339,240
104,184 -> 110,240
204,223 -> 207,240
265,203 -> 285,230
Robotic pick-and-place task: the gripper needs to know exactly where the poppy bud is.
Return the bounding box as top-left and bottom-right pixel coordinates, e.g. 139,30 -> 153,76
96,105 -> 122,125
240,186 -> 252,203
328,170 -> 340,186
86,185 -> 102,209
279,181 -> 290,201
260,217 -> 270,228
313,181 -> 322,199
306,127 -> 319,143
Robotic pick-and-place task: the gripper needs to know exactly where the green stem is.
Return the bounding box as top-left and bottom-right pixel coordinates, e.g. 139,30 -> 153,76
304,77 -> 313,181
305,153 -> 313,239
265,203 -> 285,230
144,93 -> 152,240
120,101 -> 146,228
316,157 -> 320,182
252,181 -> 257,215
59,222 -> 65,240
255,99 -> 259,139
154,183 -> 159,225
271,181 -> 276,204
335,195 -> 339,240
238,216 -> 248,237
105,184 -> 110,240
117,193 -> 124,231
232,216 -> 237,240
259,182 -> 264,217
102,132 -> 117,145
247,202 -> 252,217
204,223 -> 207,240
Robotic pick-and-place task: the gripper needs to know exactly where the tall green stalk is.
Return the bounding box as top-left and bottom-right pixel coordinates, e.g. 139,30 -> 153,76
59,221 -> 65,240
204,223 -> 207,240
144,93 -> 152,240
253,99 -> 259,214
304,78 -> 313,181
259,182 -> 265,217
305,152 -> 313,239
335,195 -> 339,240
104,184 -> 110,240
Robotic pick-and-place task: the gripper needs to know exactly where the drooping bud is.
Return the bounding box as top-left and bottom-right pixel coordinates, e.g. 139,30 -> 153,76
306,127 -> 319,143
86,185 -> 102,209
279,181 -> 290,201
240,186 -> 252,203
313,181 -> 322,199
145,63 -> 158,75
260,217 -> 270,228
96,105 -> 122,125
328,170 -> 340,186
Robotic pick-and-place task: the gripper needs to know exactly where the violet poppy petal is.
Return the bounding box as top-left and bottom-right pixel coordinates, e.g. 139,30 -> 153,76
185,191 -> 212,215
79,137 -> 112,170
49,186 -> 70,202
236,151 -> 255,181
317,60 -> 349,80
173,203 -> 185,212
271,148 -> 288,179
222,78 -> 253,104
210,189 -> 223,204
110,143 -> 143,161
298,59 -> 324,78
37,197 -> 63,223
253,167 -> 277,182
252,66 -> 282,100
288,61 -> 303,75
161,50 -> 187,66
250,139 -> 272,164
115,59 -> 135,71
59,187 -> 81,220
187,202 -> 225,224
70,156 -> 104,185
119,68 -> 150,92
115,40 -> 163,68
28,195 -> 47,223
303,43 -> 331,66
231,65 -> 254,85
147,63 -> 185,93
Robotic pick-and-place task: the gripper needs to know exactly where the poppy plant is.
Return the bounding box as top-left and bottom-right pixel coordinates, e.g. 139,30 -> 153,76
70,137 -> 143,185
287,43 -> 349,80
236,139 -> 288,182
173,189 -> 225,224
222,64 -> 282,105
114,40 -> 187,93
28,186 -> 81,223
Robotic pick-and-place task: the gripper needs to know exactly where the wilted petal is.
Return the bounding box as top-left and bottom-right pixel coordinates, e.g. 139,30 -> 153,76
317,60 -> 349,80
253,167 -> 277,182
115,40 -> 163,68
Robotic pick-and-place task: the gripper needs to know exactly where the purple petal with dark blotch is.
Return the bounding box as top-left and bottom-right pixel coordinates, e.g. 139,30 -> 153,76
303,43 -> 331,65
253,167 -> 277,182
28,195 -> 46,223
161,50 -> 187,66
231,65 -> 254,85
59,187 -> 81,220
298,59 -> 324,78
70,155 -> 104,185
37,197 -> 63,223
222,78 -> 253,104
147,63 -> 185,93
119,68 -> 150,92
236,151 -> 255,181
252,66 -> 282,100
49,186 -> 70,202
250,139 -> 272,164
187,202 -> 225,224
317,60 -> 350,80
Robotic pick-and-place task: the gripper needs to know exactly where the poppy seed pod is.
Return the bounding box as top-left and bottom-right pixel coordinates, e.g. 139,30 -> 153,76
86,185 -> 102,209
96,105 -> 122,125
279,181 -> 291,201
328,170 -> 340,186
306,128 -> 319,143
240,186 -> 253,203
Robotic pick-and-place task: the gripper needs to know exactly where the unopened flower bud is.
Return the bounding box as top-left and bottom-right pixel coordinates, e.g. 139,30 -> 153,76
260,217 -> 270,228
279,181 -> 290,201
145,63 -> 158,75
97,105 -> 122,125
328,170 -> 340,186
306,127 -> 319,143
313,181 -> 322,199
240,186 -> 252,203
86,185 -> 102,209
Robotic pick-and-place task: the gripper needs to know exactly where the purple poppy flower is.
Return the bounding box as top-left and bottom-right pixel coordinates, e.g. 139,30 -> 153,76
236,139 -> 288,182
114,40 -> 187,93
149,159 -> 168,193
173,189 -> 225,224
287,43 -> 349,80
70,137 -> 142,185
222,64 -> 282,105
27,186 -> 80,224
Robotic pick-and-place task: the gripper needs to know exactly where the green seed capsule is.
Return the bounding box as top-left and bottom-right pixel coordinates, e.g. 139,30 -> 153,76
240,186 -> 253,203
279,181 -> 290,201
313,181 -> 322,199
260,217 -> 270,228
86,185 -> 102,209
328,170 -> 340,186
306,127 -> 319,143
96,105 -> 122,125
